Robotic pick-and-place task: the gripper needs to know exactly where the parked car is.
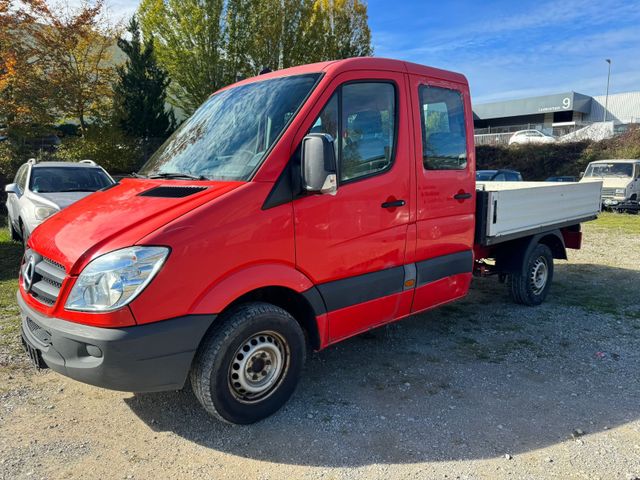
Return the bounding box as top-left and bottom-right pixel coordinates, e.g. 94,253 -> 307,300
476,169 -> 523,181
546,176 -> 576,182
508,129 -> 556,145
17,58 -> 602,425
579,159 -> 640,207
5,159 -> 115,244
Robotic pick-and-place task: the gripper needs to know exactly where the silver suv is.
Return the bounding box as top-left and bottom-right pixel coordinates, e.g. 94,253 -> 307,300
5,159 -> 115,244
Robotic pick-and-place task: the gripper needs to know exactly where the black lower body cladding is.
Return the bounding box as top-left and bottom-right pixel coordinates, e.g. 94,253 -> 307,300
17,292 -> 216,393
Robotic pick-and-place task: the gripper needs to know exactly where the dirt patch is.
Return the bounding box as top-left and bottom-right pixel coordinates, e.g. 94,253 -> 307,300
1,221 -> 640,479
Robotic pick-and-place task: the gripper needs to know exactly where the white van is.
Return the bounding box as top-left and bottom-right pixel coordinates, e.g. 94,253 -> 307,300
580,159 -> 640,206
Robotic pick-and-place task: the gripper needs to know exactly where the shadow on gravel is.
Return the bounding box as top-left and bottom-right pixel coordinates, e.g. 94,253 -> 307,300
126,262 -> 640,467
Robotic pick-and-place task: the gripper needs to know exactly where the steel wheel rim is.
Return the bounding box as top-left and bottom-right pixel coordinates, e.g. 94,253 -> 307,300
228,330 -> 290,404
530,257 -> 548,295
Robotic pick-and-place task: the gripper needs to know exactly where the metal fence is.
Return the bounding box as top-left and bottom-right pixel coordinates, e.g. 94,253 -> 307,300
473,121 -> 611,146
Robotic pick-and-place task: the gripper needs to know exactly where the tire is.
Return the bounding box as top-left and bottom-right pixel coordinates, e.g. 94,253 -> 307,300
20,221 -> 28,249
9,221 -> 20,242
190,302 -> 306,424
509,243 -> 554,306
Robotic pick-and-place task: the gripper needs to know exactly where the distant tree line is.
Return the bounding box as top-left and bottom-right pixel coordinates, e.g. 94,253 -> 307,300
0,0 -> 372,179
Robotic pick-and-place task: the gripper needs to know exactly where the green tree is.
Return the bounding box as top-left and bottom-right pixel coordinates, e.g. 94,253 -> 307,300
138,0 -> 373,115
113,17 -> 175,140
138,0 -> 227,115
307,0 -> 372,62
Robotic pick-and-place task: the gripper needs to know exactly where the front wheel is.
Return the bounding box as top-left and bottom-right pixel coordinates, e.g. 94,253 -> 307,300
509,243 -> 554,306
190,302 -> 306,424
8,221 -> 20,242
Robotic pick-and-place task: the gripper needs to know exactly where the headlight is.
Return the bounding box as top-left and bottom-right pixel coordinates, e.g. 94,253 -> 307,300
615,188 -> 625,195
34,205 -> 59,220
65,246 -> 169,312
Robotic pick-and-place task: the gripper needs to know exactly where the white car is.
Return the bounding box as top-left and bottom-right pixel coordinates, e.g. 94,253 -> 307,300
508,130 -> 556,146
5,159 -> 115,244
579,159 -> 640,206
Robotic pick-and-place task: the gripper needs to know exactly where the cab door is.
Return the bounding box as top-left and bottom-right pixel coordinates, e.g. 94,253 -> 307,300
293,71 -> 415,344
408,75 -> 475,312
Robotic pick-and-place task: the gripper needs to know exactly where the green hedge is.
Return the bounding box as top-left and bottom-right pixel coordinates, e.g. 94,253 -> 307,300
476,126 -> 640,181
54,126 -> 146,175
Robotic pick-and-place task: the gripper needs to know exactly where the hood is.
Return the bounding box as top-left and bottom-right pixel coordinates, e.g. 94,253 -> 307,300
36,191 -> 94,209
581,176 -> 632,188
28,178 -> 244,274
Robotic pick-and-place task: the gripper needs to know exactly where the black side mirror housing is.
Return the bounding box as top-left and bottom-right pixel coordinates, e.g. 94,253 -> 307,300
301,133 -> 338,195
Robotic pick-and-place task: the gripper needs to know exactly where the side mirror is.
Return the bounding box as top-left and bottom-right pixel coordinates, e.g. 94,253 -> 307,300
301,133 -> 337,195
579,171 -> 585,179
4,183 -> 19,195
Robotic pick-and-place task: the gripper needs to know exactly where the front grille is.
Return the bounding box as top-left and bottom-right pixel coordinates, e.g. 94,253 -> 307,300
24,250 -> 66,306
25,317 -> 52,345
601,187 -> 617,198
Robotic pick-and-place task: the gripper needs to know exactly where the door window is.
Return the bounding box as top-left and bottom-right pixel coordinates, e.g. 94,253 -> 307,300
419,86 -> 467,170
310,82 -> 397,183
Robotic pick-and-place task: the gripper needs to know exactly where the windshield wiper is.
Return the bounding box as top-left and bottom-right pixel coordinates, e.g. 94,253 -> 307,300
130,172 -> 146,178
59,188 -> 98,192
148,172 -> 209,180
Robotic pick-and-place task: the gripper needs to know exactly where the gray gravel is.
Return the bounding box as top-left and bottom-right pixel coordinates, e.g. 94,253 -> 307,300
1,223 -> 639,480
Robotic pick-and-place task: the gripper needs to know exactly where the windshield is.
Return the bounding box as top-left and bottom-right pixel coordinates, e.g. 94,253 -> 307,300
476,171 -> 497,181
139,74 -> 321,181
584,162 -> 634,178
30,167 -> 113,193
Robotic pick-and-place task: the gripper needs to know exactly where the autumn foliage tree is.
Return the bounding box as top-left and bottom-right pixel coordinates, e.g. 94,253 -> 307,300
1,0 -> 119,131
0,0 -> 55,129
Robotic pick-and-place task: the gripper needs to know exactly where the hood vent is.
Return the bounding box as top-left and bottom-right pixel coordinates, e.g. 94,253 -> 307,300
139,185 -> 207,198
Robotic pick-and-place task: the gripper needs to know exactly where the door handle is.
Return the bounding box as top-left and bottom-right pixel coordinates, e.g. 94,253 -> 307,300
381,199 -> 406,208
453,192 -> 472,200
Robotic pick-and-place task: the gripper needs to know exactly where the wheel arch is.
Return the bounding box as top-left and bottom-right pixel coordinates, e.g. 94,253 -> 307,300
190,264 -> 327,350
495,229 -> 566,274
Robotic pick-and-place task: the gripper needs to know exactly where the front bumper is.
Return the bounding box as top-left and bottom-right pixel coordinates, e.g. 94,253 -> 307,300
18,292 -> 216,392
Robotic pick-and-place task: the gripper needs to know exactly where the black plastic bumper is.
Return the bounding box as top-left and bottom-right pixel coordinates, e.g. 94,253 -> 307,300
18,292 -> 216,392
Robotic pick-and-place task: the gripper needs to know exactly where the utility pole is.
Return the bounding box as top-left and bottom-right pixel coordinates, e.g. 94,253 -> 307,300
603,59 -> 611,122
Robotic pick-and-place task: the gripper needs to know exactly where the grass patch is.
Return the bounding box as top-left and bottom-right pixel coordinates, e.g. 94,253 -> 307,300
589,211 -> 640,234
0,215 -> 23,357
553,279 -> 621,316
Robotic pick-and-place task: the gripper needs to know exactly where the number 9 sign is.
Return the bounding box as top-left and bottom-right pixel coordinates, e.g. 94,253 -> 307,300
562,97 -> 571,109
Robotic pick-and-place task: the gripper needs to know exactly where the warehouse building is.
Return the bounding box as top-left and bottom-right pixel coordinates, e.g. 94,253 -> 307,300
473,90 -> 640,137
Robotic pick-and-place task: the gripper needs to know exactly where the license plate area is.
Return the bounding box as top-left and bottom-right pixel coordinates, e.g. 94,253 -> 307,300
21,334 -> 48,369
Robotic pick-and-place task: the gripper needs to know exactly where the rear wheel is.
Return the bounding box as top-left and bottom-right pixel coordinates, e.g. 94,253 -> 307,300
190,302 -> 306,424
509,243 -> 554,306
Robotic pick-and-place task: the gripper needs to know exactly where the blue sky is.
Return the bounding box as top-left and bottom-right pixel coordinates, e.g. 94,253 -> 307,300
104,0 -> 640,104
368,0 -> 640,103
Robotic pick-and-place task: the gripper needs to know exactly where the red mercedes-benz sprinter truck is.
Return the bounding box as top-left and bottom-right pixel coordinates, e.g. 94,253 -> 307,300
17,58 -> 602,424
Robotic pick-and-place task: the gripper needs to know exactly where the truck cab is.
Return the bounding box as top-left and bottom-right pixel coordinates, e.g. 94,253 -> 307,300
580,159 -> 640,207
18,58 -> 600,424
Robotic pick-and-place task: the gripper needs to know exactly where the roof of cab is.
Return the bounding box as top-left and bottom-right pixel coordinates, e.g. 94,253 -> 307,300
217,57 -> 468,94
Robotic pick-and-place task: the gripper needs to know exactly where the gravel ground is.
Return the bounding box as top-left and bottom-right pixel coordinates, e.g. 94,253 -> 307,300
1,220 -> 639,480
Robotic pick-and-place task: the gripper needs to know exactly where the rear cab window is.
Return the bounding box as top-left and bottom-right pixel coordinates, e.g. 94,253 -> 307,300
418,85 -> 468,171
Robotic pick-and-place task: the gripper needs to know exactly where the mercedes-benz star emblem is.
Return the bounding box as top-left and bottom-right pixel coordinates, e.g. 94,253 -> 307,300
22,255 -> 36,292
